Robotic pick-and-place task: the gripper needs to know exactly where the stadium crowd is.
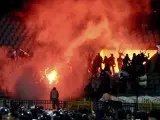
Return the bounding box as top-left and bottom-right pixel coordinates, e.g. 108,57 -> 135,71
0,51 -> 160,120
0,104 -> 160,120
84,51 -> 160,100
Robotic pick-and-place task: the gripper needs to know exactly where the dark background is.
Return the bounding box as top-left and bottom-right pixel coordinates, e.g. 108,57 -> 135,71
0,0 -> 159,49
0,0 -> 159,30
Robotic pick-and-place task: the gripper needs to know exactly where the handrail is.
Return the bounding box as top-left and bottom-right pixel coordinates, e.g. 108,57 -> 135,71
1,99 -> 160,112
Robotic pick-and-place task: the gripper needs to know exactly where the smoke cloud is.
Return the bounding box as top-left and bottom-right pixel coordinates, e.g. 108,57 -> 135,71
0,0 -> 155,100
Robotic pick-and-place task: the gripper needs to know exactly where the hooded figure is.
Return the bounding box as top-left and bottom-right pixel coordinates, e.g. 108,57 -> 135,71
50,87 -> 59,109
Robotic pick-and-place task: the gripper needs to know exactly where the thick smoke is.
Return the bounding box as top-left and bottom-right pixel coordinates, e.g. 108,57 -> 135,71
0,0 -> 155,100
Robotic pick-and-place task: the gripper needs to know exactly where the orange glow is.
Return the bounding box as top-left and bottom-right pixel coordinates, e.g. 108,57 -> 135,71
100,49 -> 157,73
11,0 -> 156,100
100,50 -> 105,70
45,68 -> 59,84
101,63 -> 105,70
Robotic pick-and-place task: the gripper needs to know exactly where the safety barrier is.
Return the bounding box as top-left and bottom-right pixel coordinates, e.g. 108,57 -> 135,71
1,99 -> 135,111
93,101 -> 136,113
2,100 -> 66,110
1,99 -> 160,112
138,103 -> 160,112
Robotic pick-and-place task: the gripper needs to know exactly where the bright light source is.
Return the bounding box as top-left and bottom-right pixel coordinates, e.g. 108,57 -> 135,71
143,61 -> 146,65
44,68 -> 59,84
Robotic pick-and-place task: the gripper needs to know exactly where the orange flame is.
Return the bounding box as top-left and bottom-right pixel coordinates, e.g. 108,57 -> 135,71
45,68 -> 59,84
101,63 -> 105,70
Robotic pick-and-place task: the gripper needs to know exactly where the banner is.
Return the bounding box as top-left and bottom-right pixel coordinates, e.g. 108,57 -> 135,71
66,101 -> 93,111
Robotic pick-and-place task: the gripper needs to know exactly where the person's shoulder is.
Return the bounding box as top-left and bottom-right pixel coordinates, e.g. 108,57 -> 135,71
51,89 -> 54,92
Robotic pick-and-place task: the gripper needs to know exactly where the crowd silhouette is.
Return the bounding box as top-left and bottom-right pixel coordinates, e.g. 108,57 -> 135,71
91,51 -> 150,75
85,50 -> 160,100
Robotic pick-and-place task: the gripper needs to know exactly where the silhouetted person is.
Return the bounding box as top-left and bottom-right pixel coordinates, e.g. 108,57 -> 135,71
103,56 -> 111,74
50,87 -> 59,109
117,53 -> 123,71
131,53 -> 137,66
103,56 -> 109,65
154,54 -> 160,72
138,52 -> 149,75
143,53 -> 150,73
108,54 -> 115,75
131,53 -> 137,75
92,53 -> 103,74
96,53 -> 103,70
123,54 -> 130,66
140,53 -> 146,64
136,54 -> 141,65
144,53 -> 150,61
145,59 -> 151,73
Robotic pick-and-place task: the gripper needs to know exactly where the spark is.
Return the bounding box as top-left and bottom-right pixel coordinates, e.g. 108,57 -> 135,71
45,68 -> 59,84
40,68 -> 59,84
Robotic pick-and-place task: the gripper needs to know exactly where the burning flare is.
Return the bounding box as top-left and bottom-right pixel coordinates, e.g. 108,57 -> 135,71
45,68 -> 59,84
39,68 -> 59,84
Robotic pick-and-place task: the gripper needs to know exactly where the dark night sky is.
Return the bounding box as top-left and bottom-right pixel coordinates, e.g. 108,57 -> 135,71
0,0 -> 158,53
150,0 -> 160,30
0,0 -> 29,16
0,0 -> 159,30
0,0 -> 159,36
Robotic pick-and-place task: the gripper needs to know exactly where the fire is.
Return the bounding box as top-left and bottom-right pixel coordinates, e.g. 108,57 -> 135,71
45,68 -> 59,84
101,63 -> 105,70
100,49 -> 157,73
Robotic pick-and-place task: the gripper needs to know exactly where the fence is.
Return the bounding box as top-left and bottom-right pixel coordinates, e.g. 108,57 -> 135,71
2,100 -> 67,110
138,103 -> 160,112
1,99 -> 160,112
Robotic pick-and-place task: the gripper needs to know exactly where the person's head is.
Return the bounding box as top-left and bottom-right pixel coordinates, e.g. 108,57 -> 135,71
126,54 -> 129,57
141,52 -> 145,56
133,53 -> 136,57
53,87 -> 56,90
111,54 -> 113,57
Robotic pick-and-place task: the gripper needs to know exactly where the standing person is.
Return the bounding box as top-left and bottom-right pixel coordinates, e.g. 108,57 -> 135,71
108,54 -> 115,75
117,53 -> 123,71
123,54 -> 131,65
50,87 -> 59,110
92,53 -> 103,74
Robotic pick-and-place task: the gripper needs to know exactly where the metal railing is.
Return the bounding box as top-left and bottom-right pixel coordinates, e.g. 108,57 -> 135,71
1,99 -> 66,110
1,99 -> 160,112
0,99 -> 135,111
